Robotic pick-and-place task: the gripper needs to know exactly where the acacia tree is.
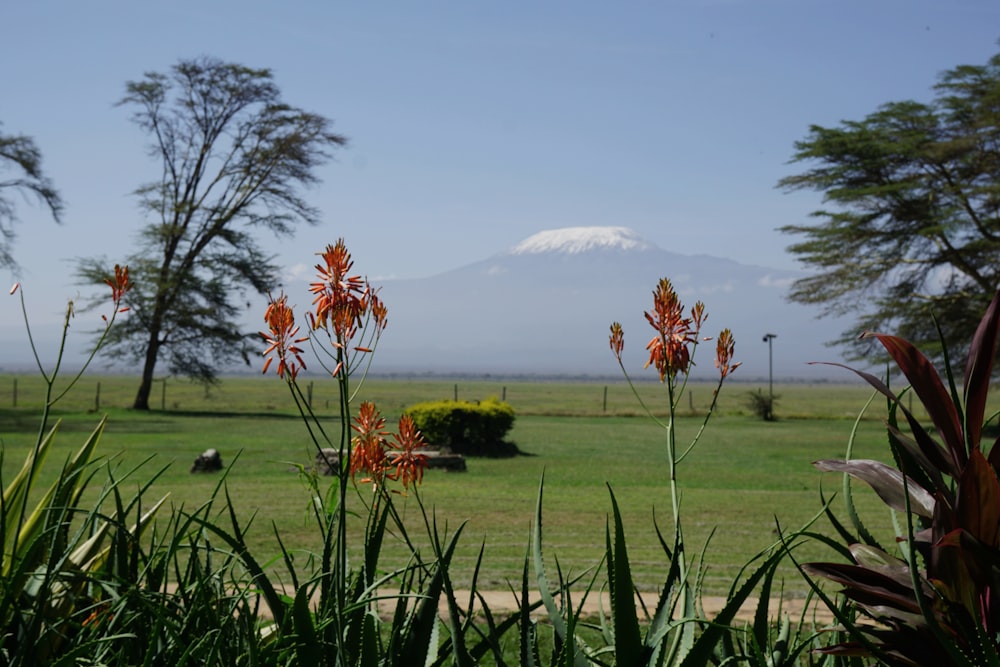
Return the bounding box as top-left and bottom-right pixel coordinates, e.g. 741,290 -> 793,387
78,57 -> 346,410
0,125 -> 63,269
779,49 -> 1000,361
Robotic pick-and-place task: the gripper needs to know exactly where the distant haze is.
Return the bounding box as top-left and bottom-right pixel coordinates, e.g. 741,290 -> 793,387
0,227 -> 859,381
372,226 -> 856,381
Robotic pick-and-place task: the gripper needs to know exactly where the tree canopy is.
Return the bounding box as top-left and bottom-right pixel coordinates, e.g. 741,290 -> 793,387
0,125 -> 63,269
78,57 -> 346,410
779,49 -> 1000,363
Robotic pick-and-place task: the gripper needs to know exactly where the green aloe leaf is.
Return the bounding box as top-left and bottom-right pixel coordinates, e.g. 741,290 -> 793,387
679,541 -> 788,667
75,492 -> 169,573
605,486 -> 643,666
519,544 -> 539,667
531,475 -> 591,667
359,611 -> 379,667
9,417 -> 105,582
292,583 -> 321,665
2,421 -> 60,575
399,519 -> 465,663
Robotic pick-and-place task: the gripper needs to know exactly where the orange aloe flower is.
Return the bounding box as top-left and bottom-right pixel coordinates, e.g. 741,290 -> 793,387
101,264 -> 132,321
350,401 -> 390,485
386,414 -> 429,491
609,322 -> 624,362
369,291 -> 388,331
310,239 -> 369,341
260,292 -> 308,380
643,278 -> 700,382
104,264 -> 132,308
715,328 -> 741,379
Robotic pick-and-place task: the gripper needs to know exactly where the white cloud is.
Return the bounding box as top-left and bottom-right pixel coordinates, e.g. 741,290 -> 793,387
757,274 -> 795,289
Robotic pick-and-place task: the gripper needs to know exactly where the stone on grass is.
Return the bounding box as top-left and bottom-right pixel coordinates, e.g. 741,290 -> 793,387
191,448 -> 223,473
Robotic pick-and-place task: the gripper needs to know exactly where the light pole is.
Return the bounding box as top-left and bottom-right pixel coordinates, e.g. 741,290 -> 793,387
762,333 -> 777,420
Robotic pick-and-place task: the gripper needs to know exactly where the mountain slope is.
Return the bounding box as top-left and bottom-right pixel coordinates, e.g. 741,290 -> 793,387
373,227 -> 852,379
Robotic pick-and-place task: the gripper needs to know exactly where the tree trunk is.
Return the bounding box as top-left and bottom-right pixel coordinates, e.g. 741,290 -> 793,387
132,335 -> 161,410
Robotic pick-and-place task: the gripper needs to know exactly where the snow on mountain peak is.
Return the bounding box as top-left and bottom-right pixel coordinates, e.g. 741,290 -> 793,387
508,226 -> 656,255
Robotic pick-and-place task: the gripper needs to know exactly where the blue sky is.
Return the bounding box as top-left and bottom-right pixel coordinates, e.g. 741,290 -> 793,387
2,1 -> 999,348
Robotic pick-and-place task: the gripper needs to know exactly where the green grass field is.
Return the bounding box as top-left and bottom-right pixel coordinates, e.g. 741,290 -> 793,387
0,374 -> 912,597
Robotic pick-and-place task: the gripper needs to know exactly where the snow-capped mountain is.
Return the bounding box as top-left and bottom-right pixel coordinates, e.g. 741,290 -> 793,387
508,226 -> 655,255
372,227 -> 854,380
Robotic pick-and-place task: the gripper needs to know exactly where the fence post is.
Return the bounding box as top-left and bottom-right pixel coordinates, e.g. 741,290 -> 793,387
502,386 -> 506,402
454,384 -> 458,401
307,381 -> 314,409
161,380 -> 167,411
12,378 -> 17,407
95,382 -> 101,412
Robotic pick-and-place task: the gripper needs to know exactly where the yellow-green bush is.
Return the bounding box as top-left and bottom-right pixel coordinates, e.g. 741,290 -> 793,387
404,397 -> 517,457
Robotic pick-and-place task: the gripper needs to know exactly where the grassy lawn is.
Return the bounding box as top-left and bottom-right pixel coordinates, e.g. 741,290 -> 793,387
0,375 -> 907,597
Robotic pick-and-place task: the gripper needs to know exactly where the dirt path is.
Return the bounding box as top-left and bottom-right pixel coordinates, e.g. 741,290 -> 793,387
450,591 -> 835,623
235,585 -> 836,624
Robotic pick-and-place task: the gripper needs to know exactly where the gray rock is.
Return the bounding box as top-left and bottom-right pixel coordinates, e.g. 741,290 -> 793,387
191,448 -> 223,473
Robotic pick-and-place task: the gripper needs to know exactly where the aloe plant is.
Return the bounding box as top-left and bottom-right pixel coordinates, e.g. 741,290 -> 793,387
499,278 -> 828,666
254,240 -> 530,665
0,271 -> 182,664
800,288 -> 1000,665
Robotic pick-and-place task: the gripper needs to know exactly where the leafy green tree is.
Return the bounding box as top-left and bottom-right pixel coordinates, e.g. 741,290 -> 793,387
78,57 -> 346,410
779,49 -> 1000,362
0,125 -> 63,269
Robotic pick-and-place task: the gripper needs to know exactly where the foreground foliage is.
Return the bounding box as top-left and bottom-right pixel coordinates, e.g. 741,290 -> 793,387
800,288 -> 1000,665
15,242 -> 983,664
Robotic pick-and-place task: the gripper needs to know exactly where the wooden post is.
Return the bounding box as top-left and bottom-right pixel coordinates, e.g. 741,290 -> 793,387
454,384 -> 458,401
95,382 -> 101,412
307,381 -> 314,409
12,378 -> 17,407
603,386 -> 608,413
502,386 -> 506,401
161,380 -> 167,411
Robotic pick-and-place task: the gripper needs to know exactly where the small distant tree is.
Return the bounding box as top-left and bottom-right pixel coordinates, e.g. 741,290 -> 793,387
78,57 -> 346,410
0,124 -> 63,269
746,388 -> 778,421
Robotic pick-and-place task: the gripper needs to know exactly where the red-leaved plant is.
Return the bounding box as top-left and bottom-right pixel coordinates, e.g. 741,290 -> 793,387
800,288 -> 1000,666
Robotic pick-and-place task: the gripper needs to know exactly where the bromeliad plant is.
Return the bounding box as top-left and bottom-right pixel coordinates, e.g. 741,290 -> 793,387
799,288 -> 1000,666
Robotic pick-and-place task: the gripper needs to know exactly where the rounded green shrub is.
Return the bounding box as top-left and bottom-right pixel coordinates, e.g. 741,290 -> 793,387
404,397 -> 518,457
